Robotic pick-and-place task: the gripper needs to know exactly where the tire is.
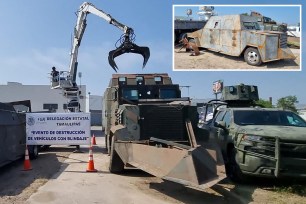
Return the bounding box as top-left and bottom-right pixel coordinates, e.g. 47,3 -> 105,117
105,135 -> 108,151
40,145 -> 51,151
109,137 -> 124,173
28,145 -> 39,160
106,135 -> 111,155
226,148 -> 245,183
244,47 -> 262,66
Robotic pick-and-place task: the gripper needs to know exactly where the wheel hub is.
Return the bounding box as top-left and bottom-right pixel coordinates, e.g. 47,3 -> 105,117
248,51 -> 259,63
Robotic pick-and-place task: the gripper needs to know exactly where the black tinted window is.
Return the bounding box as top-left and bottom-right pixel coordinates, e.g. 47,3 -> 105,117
222,111 -> 231,128
214,111 -> 225,122
243,22 -> 260,30
122,89 -> 139,100
160,89 -> 177,99
234,110 -> 306,127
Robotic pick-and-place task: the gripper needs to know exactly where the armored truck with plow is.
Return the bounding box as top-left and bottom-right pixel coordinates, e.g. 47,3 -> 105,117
103,73 -> 226,190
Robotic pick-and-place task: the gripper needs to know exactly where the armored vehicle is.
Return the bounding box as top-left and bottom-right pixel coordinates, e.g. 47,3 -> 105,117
187,15 -> 296,66
0,101 -> 38,167
103,73 -> 226,189
199,84 -> 306,181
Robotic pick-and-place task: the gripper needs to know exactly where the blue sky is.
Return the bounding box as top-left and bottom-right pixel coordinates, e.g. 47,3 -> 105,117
0,0 -> 304,105
175,5 -> 300,25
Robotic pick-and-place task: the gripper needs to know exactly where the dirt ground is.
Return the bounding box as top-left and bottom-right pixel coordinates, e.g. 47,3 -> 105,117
174,48 -> 300,70
1,127 -> 306,204
0,146 -> 72,204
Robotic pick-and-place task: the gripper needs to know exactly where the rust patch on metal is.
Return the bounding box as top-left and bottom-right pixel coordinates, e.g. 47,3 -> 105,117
115,142 -> 226,190
125,109 -> 138,123
179,38 -> 200,56
185,120 -> 197,148
277,48 -> 283,59
258,44 -> 264,49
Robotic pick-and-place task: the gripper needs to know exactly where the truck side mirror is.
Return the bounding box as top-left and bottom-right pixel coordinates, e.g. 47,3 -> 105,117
214,121 -> 226,129
215,121 -> 229,134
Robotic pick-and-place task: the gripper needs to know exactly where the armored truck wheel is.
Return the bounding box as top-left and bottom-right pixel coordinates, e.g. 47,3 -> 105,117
28,145 -> 39,160
109,137 -> 124,173
244,47 -> 262,66
105,135 -> 109,154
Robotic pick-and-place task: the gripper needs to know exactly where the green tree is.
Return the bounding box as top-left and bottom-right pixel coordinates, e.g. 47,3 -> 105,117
276,96 -> 298,113
256,99 -> 273,108
241,12 -> 249,16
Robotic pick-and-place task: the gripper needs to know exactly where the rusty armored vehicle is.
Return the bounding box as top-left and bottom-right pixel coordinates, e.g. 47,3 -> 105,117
103,73 -> 226,189
187,15 -> 296,66
199,84 -> 306,181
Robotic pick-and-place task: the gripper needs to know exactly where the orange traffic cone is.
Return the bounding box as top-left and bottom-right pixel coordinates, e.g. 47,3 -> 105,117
23,146 -> 32,171
86,146 -> 97,172
92,134 -> 97,145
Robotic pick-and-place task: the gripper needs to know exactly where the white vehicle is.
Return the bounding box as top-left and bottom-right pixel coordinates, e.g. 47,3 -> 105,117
287,25 -> 301,38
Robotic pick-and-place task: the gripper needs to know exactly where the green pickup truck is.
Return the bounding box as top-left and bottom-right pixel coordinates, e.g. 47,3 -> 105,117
199,84 -> 306,181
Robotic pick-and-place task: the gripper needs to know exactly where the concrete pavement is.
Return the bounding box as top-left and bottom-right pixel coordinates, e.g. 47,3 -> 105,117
26,126 -> 242,204
26,136 -> 167,204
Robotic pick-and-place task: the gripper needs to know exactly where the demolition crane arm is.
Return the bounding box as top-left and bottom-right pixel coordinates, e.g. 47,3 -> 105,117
50,2 -> 150,112
69,2 -> 150,85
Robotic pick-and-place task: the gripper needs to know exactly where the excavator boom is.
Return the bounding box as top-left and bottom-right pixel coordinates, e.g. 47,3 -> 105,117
50,2 -> 150,112
70,2 -> 150,79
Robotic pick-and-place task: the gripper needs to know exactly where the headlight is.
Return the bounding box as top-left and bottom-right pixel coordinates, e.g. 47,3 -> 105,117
240,134 -> 262,146
240,134 -> 275,156
242,135 -> 262,142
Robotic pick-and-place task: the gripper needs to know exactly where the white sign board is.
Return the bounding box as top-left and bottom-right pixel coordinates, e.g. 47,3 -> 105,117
26,113 -> 91,145
212,80 -> 223,94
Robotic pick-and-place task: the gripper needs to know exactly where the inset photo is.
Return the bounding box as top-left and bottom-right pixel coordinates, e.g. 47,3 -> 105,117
173,5 -> 301,71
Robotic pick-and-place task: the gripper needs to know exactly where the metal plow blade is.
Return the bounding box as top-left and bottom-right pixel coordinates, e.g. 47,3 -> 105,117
108,43 -> 150,72
114,142 -> 226,190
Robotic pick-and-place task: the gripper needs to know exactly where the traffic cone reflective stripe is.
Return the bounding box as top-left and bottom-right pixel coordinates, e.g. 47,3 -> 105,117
86,146 -> 97,172
23,146 -> 32,171
92,134 -> 97,145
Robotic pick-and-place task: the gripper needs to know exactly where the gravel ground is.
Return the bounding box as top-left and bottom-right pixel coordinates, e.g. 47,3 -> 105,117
0,146 -> 73,204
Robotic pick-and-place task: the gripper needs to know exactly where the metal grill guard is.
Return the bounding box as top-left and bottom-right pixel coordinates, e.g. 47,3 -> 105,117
236,137 -> 306,177
138,104 -> 188,141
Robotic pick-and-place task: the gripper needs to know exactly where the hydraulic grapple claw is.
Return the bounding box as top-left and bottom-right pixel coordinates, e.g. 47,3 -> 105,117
108,42 -> 150,72
108,50 -> 120,72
